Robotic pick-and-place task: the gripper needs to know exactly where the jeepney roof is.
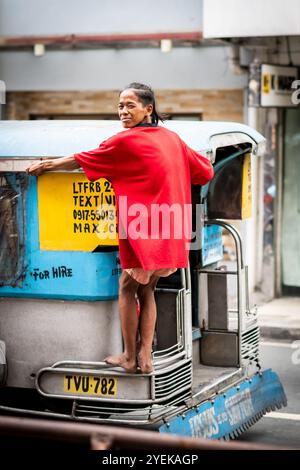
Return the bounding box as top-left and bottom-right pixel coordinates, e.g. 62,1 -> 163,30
0,120 -> 265,159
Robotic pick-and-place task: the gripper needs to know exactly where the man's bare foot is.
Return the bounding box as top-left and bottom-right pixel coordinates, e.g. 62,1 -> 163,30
137,350 -> 153,374
104,354 -> 137,373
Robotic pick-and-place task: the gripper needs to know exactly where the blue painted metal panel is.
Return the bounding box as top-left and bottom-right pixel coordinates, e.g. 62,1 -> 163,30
201,224 -> 223,266
0,175 -> 120,300
159,369 -> 287,439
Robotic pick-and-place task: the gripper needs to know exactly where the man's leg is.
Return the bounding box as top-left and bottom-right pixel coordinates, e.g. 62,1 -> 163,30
137,275 -> 160,374
104,271 -> 140,373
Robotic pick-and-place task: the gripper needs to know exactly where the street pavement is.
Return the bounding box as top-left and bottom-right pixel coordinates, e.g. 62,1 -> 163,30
237,338 -> 300,449
226,262 -> 300,447
256,297 -> 300,340
244,296 -> 300,448
225,259 -> 300,340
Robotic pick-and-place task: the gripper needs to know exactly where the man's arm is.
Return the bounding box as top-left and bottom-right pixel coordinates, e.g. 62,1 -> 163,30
183,142 -> 214,185
26,155 -> 80,176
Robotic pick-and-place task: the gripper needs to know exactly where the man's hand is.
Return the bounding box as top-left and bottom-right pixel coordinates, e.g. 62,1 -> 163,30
26,159 -> 52,176
26,155 -> 80,176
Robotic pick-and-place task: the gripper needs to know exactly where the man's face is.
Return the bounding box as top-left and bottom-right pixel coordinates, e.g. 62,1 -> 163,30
118,89 -> 153,128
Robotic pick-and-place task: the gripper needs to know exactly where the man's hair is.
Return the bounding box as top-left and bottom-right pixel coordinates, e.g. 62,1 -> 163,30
121,82 -> 164,125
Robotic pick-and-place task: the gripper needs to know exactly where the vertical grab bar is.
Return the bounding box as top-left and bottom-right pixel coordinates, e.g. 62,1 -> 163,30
205,220 -> 245,367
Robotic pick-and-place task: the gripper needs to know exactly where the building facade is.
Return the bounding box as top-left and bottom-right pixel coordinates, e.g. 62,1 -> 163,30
203,0 -> 300,299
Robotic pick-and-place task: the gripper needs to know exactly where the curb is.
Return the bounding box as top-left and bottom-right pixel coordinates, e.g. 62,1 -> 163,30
259,325 -> 300,341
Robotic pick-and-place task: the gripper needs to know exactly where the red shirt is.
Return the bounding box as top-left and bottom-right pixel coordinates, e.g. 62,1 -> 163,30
74,126 -> 214,270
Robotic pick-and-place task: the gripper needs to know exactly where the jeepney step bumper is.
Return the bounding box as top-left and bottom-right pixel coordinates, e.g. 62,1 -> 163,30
35,356 -> 192,405
159,368 -> 287,439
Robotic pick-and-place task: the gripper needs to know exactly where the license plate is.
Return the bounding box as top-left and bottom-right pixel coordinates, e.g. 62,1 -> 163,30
64,374 -> 117,397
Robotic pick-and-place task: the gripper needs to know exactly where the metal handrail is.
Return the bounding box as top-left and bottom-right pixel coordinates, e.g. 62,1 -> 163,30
202,220 -> 245,367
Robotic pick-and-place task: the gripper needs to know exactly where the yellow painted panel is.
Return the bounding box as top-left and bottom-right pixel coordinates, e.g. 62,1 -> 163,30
241,153 -> 252,219
262,72 -> 270,94
38,173 -> 118,251
64,374 -> 117,397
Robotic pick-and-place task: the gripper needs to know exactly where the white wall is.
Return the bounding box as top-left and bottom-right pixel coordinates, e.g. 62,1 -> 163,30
0,0 -> 203,35
0,46 -> 248,91
203,0 -> 300,38
0,0 -> 248,91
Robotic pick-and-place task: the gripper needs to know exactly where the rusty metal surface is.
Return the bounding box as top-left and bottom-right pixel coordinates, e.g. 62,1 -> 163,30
0,32 -> 202,51
0,415 -> 290,450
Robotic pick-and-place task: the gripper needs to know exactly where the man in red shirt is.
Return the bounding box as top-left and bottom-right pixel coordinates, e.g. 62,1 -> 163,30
27,83 -> 214,374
